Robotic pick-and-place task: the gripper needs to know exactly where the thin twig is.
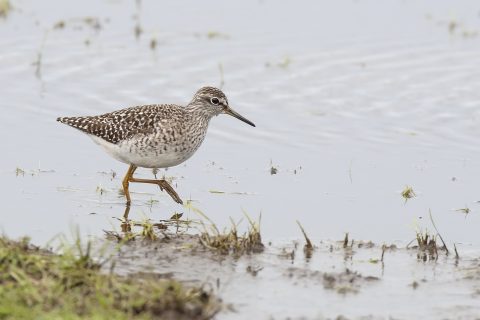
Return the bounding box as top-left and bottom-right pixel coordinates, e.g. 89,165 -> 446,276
454,243 -> 460,259
343,232 -> 349,248
296,220 -> 313,250
429,210 -> 449,254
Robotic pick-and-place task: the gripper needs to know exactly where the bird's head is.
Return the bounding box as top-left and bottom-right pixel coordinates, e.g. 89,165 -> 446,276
189,86 -> 255,127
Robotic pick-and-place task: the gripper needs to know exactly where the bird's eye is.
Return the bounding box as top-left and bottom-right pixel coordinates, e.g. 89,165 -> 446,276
210,97 -> 220,105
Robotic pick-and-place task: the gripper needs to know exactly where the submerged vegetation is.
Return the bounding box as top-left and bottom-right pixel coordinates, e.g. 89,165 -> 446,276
197,215 -> 264,256
413,229 -> 439,261
409,212 -> 449,261
0,235 -> 220,320
190,205 -> 264,255
107,205 -> 264,257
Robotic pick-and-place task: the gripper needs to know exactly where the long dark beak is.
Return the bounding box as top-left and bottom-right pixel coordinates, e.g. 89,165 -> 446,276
224,107 -> 255,127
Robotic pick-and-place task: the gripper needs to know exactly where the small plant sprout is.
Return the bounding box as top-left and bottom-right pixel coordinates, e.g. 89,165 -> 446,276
269,159 -> 278,175
277,56 -> 291,69
401,185 -> 416,203
453,206 -> 470,218
96,184 -> 107,195
170,212 -> 183,220
343,232 -> 349,248
15,167 -> 25,176
150,38 -> 157,50
206,31 -> 229,39
140,219 -> 157,241
296,220 -> 313,253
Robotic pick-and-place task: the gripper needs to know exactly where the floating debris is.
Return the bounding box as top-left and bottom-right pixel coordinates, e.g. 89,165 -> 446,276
83,17 -> 101,31
15,167 -> 25,176
170,212 -> 183,220
462,29 -> 479,38
401,185 -> 416,203
140,218 -> 158,240
53,20 -> 66,29
209,190 -> 226,194
266,56 -> 292,69
206,31 -> 229,39
134,24 -> 143,39
453,206 -> 470,218
150,38 -> 157,50
96,184 -> 107,195
286,267 -> 379,295
0,0 -> 11,17
246,265 -> 263,276
52,17 -> 102,32
448,20 -> 458,34
209,190 -> 253,196
218,62 -> 225,89
277,57 -> 291,69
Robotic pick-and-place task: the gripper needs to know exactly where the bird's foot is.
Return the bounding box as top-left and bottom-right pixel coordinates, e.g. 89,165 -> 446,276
157,180 -> 184,205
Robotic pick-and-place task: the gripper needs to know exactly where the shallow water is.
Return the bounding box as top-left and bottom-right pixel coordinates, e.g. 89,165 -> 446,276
2,0 -> 480,318
107,231 -> 480,320
2,0 -> 480,245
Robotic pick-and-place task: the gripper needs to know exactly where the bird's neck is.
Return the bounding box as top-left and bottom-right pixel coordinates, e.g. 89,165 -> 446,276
185,103 -> 217,122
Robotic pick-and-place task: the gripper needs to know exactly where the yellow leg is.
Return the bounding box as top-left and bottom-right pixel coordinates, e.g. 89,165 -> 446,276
122,164 -> 137,206
121,206 -> 131,232
121,164 -> 183,205
129,177 -> 183,204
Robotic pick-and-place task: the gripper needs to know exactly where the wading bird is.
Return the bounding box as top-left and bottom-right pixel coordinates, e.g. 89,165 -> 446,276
57,87 -> 255,206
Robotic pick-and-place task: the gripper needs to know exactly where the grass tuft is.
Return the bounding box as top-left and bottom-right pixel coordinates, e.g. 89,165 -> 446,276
0,234 -> 220,319
188,206 -> 264,256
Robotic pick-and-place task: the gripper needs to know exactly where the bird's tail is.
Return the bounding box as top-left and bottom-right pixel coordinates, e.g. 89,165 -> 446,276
57,116 -> 90,131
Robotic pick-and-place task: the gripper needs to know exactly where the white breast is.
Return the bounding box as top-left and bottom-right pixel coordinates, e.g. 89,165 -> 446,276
88,134 -> 200,168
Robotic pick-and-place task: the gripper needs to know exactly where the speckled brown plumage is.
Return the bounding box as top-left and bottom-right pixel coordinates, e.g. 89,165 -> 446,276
57,104 -> 185,144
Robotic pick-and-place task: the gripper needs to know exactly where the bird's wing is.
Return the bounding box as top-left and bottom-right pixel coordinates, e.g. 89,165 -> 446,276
57,104 -> 181,144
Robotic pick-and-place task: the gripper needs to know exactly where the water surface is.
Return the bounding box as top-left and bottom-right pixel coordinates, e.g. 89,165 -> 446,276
1,1 -> 480,317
